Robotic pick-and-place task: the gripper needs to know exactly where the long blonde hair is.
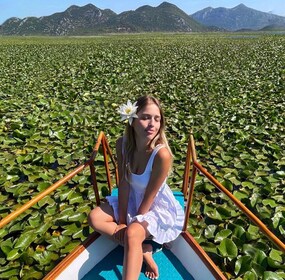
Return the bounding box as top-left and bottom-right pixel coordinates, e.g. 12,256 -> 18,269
123,95 -> 172,178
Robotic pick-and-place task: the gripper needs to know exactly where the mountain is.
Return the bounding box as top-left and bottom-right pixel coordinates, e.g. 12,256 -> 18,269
191,4 -> 285,31
110,2 -> 208,32
0,2 -> 207,36
0,4 -> 116,35
2,2 -> 284,35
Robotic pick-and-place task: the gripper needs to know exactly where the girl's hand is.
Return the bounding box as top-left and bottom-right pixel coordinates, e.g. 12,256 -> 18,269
113,224 -> 127,246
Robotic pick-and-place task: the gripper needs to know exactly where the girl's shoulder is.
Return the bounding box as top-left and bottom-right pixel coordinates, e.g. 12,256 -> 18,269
154,145 -> 171,162
151,145 -> 172,173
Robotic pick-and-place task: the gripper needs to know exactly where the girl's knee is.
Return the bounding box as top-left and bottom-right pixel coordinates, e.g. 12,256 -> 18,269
87,207 -> 101,228
125,223 -> 146,243
88,204 -> 115,230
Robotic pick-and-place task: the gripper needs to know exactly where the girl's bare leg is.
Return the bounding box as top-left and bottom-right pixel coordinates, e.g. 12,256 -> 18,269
112,231 -> 159,278
88,202 -> 127,246
88,202 -> 118,237
123,221 -> 156,280
143,243 -> 159,279
89,206 -> 159,279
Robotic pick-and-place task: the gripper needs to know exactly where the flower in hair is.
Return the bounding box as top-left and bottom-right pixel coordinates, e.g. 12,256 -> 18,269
118,100 -> 138,125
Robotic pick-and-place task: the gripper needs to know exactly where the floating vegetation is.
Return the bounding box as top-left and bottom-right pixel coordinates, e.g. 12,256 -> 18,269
0,33 -> 284,279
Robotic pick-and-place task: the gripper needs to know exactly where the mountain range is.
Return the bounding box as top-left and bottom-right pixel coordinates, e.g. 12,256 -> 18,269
0,2 -> 285,36
192,4 -> 285,31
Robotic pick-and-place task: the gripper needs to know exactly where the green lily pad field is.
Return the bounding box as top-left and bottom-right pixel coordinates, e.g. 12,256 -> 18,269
0,34 -> 284,279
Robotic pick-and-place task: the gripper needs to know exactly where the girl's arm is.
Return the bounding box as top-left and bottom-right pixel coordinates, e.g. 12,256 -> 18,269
116,137 -> 130,225
137,147 -> 171,215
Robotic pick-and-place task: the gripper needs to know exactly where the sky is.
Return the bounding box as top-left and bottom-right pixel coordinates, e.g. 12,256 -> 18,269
1,0 -> 285,25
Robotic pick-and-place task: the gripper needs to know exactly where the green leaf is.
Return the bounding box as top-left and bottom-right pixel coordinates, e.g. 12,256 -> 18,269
252,262 -> 266,277
267,257 -> 285,269
33,251 -> 59,266
7,249 -> 21,261
243,270 -> 257,280
68,212 -> 86,222
233,190 -> 248,201
268,248 -> 283,262
199,241 -> 218,254
249,193 -> 260,207
60,241 -> 81,254
276,170 -> 285,177
14,231 -> 36,250
262,271 -> 284,280
42,153 -> 50,164
6,175 -> 20,182
62,223 -> 81,236
20,268 -> 43,280
35,219 -> 52,235
37,196 -> 55,207
68,192 -> 84,204
253,177 -> 267,185
214,229 -> 232,243
37,182 -> 50,192
217,238 -> 238,258
262,199 -> 278,208
204,225 -> 217,239
58,188 -> 74,201
254,250 -> 267,266
0,268 -> 20,278
232,225 -> 246,239
53,131 -> 65,140
46,235 -> 71,249
0,245 -> 12,256
246,225 -> 260,240
101,186 -> 110,197
241,181 -> 255,189
234,255 -> 252,276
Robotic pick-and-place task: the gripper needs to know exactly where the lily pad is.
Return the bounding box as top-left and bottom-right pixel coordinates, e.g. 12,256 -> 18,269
217,238 -> 238,258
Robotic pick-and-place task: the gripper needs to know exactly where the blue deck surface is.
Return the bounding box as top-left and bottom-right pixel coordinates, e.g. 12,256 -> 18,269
82,190 -> 190,280
82,245 -> 194,280
110,189 -> 185,209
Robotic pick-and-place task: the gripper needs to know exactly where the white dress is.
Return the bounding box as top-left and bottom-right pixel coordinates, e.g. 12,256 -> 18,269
106,144 -> 184,244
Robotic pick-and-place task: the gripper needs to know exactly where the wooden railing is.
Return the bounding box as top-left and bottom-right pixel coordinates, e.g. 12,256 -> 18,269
0,131 -> 118,229
182,133 -> 285,253
1,131 -> 284,254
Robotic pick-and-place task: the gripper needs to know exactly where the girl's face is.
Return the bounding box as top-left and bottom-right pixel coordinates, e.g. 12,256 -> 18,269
133,102 -> 161,142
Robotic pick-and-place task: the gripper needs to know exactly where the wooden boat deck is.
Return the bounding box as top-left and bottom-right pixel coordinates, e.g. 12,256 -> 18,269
82,245 -> 194,280
73,189 -> 190,280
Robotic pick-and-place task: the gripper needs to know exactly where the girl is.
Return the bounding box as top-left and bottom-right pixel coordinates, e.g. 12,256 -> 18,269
88,96 -> 184,280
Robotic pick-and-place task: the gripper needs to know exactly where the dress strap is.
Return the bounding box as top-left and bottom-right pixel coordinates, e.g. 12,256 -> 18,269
147,144 -> 165,171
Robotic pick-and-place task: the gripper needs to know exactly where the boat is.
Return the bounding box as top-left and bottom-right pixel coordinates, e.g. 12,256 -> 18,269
0,131 -> 284,279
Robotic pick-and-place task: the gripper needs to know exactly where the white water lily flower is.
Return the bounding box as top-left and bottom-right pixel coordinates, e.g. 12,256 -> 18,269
117,100 -> 138,125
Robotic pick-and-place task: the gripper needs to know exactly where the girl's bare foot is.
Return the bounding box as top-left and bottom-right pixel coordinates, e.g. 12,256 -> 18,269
142,243 -> 159,279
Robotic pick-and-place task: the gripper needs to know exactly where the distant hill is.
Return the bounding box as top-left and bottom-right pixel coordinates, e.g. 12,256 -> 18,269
1,2 -> 285,35
0,4 -> 116,35
109,2 -> 207,32
0,2 -> 207,36
191,4 -> 285,31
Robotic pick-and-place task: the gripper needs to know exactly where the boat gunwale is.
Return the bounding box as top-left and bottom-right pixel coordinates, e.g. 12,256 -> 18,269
179,231 -> 226,280
44,231 -> 226,280
43,232 -> 101,280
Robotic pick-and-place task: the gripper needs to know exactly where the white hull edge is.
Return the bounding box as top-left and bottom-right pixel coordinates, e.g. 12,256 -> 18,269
53,233 -> 218,280
170,235 -> 216,280
55,235 -> 118,280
